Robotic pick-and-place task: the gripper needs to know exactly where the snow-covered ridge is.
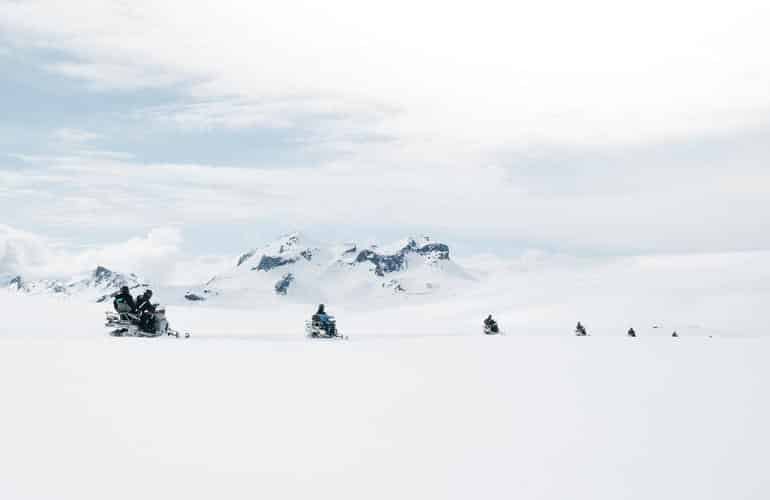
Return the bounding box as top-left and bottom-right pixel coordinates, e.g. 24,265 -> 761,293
196,233 -> 472,303
1,234 -> 472,304
236,233 -> 313,270
234,234 -> 449,273
4,266 -> 148,302
340,237 -> 450,276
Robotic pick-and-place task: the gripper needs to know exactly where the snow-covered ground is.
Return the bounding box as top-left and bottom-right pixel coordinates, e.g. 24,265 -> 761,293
1,292 -> 768,499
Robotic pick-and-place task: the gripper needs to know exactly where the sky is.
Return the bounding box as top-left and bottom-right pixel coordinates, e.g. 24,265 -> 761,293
1,0 -> 770,282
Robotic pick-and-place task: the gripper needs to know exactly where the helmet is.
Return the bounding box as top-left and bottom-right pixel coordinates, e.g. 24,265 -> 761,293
120,286 -> 130,294
145,289 -> 153,298
317,304 -> 325,314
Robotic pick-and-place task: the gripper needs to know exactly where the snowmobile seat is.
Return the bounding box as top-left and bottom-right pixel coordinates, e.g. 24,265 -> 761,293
115,301 -> 132,313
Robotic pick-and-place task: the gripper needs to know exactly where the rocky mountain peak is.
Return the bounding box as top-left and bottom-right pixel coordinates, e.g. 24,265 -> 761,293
5,266 -> 147,302
234,233 -> 317,272
352,236 -> 450,277
197,234 -> 466,299
8,275 -> 23,290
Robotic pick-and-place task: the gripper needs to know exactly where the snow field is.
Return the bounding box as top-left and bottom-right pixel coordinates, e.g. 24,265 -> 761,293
1,306 -> 768,499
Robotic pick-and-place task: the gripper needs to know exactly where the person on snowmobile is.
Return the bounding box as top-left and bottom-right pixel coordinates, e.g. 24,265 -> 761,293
483,314 -> 499,334
311,304 -> 336,335
672,331 -> 679,337
627,327 -> 637,338
136,290 -> 157,333
575,321 -> 587,336
113,285 -> 136,318
136,290 -> 154,311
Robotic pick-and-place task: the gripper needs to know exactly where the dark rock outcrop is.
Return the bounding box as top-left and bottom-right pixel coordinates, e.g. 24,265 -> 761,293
412,242 -> 450,260
356,249 -> 407,276
8,275 -> 23,290
93,266 -> 112,282
355,238 -> 450,276
274,273 -> 294,295
253,249 -> 313,272
382,279 -> 406,293
237,251 -> 256,267
88,265 -> 145,291
254,255 -> 297,272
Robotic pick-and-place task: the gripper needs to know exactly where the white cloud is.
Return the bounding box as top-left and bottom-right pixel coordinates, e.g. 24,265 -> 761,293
52,128 -> 101,144
0,224 -> 53,277
0,224 -> 185,283
69,227 -> 184,282
2,0 -> 770,257
136,95 -> 397,134
45,61 -> 186,91
2,0 -> 770,148
3,144 -> 769,255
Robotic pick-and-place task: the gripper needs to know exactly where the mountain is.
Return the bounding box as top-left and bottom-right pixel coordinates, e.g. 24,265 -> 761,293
1,234 -> 474,306
189,233 -> 474,304
3,266 -> 149,302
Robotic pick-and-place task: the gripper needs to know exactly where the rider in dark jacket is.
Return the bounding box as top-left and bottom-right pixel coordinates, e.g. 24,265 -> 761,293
311,304 -> 336,335
135,290 -> 156,332
313,304 -> 328,322
484,314 -> 499,333
136,290 -> 154,312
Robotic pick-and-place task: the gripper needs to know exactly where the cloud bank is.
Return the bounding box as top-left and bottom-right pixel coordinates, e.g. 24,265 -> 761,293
0,225 -> 187,282
3,0 -> 770,149
1,0 -> 769,258
0,225 -> 53,276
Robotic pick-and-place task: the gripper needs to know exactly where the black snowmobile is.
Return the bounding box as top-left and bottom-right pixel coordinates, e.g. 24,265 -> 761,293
105,301 -> 189,338
305,304 -> 347,340
483,315 -> 501,335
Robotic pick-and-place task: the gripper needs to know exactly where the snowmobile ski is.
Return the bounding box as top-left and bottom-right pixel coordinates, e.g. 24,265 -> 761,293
105,307 -> 189,339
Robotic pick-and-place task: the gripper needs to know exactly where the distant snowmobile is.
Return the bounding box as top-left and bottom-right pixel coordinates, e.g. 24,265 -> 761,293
305,304 -> 347,340
575,322 -> 588,336
483,315 -> 501,335
105,306 -> 189,338
627,328 -> 637,338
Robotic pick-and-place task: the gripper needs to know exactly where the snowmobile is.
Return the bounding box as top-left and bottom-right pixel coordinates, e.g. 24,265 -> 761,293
483,319 -> 501,335
305,315 -> 347,340
105,306 -> 189,338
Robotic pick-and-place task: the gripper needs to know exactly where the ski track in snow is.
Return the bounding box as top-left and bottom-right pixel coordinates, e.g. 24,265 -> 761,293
0,293 -> 768,499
